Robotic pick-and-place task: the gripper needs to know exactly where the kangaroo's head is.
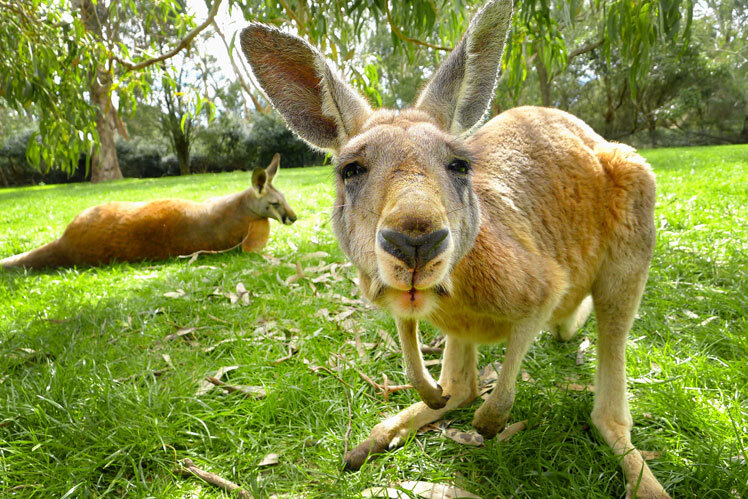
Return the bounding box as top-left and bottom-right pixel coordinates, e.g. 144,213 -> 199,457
251,153 -> 297,225
240,0 -> 512,317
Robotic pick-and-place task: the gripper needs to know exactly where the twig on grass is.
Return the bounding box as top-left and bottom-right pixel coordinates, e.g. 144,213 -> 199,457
178,241 -> 243,264
180,458 -> 251,498
353,367 -> 412,401
308,364 -> 380,403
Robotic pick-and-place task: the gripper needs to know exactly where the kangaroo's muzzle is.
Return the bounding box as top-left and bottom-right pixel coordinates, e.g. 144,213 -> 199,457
377,228 -> 450,269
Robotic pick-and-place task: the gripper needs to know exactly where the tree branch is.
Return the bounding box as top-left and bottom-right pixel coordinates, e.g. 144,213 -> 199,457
383,0 -> 451,52
567,38 -> 603,62
115,0 -> 222,72
211,20 -> 267,114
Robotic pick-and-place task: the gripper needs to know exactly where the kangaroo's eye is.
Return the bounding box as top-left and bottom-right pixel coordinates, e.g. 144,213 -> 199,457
447,159 -> 471,174
341,162 -> 366,180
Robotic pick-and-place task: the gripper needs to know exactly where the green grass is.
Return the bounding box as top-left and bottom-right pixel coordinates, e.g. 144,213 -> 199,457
1,144 -> 747,498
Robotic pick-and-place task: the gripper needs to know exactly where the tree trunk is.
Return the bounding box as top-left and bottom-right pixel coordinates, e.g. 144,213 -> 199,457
175,135 -> 191,176
77,0 -> 124,183
90,72 -> 124,183
740,115 -> 748,144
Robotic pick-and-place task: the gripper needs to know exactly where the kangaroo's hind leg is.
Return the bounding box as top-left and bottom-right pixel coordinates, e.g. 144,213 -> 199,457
591,264 -> 668,498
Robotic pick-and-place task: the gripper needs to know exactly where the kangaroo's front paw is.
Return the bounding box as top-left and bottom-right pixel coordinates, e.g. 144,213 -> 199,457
626,481 -> 671,499
417,383 -> 450,410
472,402 -> 509,439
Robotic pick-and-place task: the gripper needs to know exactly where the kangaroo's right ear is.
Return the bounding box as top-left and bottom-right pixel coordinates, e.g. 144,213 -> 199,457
415,0 -> 513,135
265,153 -> 280,182
240,24 -> 372,154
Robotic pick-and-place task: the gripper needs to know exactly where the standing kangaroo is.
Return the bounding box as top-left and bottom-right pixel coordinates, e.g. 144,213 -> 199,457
1,154 -> 297,270
240,1 -> 667,497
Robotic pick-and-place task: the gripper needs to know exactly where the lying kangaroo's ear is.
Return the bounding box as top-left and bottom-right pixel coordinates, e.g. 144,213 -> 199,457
415,0 -> 513,135
265,153 -> 280,183
240,24 -> 372,154
252,167 -> 267,194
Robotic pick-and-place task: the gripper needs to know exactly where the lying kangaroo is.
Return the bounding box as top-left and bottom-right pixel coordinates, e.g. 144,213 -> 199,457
1,154 -> 297,270
240,2 -> 666,497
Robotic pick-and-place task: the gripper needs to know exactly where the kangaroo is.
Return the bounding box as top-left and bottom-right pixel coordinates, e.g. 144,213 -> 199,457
1,154 -> 297,270
239,2 -> 667,497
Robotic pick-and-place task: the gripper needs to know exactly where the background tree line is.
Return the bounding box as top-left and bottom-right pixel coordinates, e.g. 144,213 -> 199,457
0,0 -> 745,186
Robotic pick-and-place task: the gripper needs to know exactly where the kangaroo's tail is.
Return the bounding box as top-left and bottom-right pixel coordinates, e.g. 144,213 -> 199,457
1,240 -> 71,270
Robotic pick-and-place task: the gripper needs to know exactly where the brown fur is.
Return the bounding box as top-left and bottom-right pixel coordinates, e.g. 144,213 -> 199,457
1,154 -> 296,270
239,1 -> 668,496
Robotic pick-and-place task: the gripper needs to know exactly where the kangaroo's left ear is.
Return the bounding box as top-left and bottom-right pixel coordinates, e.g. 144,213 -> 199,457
252,167 -> 268,194
266,153 -> 280,183
415,0 -> 513,135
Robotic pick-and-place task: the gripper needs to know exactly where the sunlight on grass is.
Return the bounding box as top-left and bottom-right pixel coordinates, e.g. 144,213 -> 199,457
1,146 -> 747,497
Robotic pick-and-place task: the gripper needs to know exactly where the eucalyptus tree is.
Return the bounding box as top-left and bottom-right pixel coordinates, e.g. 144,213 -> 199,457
0,0 -> 221,182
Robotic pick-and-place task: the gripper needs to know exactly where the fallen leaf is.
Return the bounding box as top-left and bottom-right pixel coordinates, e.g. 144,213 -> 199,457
521,371 -> 535,383
196,365 -> 238,396
443,428 -> 484,446
202,338 -> 238,353
163,327 -> 197,342
699,316 -> 718,327
315,308 -> 330,320
163,289 -> 186,299
332,308 -> 356,323
259,453 -> 280,467
497,420 -> 527,442
162,354 -> 175,370
361,481 -> 483,498
236,283 -> 251,306
424,359 -> 441,367
683,310 -> 699,319
576,337 -> 591,365
559,382 -> 595,392
206,378 -> 266,398
639,450 -> 662,460
377,329 -> 398,351
285,262 -> 306,285
478,362 -> 502,386
301,251 -> 330,261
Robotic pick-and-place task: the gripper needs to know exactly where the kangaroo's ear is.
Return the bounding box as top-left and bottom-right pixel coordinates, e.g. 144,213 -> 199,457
266,153 -> 280,182
415,0 -> 512,135
252,167 -> 267,194
240,24 -> 372,154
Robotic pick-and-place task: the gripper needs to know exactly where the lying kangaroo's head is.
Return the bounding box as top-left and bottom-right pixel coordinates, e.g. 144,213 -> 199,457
240,0 -> 512,316
251,153 -> 297,225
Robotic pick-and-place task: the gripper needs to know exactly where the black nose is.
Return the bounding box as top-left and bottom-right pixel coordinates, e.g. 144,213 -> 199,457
377,228 -> 450,269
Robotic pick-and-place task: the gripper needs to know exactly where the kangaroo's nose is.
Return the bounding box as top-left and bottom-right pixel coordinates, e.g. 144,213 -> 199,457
377,228 -> 450,269
283,212 -> 297,225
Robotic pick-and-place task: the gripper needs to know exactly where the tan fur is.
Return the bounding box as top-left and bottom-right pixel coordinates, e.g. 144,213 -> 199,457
1,154 -> 296,270
239,1 -> 667,496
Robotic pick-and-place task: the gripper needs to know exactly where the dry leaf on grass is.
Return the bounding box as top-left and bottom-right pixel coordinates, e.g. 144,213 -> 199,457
478,362 -> 502,387
639,450 -> 662,460
196,365 -> 238,396
443,429 -> 484,446
236,283 -> 251,305
361,481 -> 483,499
377,329 -> 398,351
497,420 -> 527,442
258,453 -> 280,467
576,337 -> 592,365
163,289 -> 186,299
521,371 -> 535,383
206,377 -> 266,399
559,382 -> 595,392
163,327 -> 197,342
301,251 -> 330,261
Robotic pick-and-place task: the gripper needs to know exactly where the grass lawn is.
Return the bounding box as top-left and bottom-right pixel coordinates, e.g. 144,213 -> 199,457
1,144 -> 746,498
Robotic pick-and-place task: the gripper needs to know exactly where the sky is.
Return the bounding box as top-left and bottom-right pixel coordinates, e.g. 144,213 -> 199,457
186,0 -> 255,87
